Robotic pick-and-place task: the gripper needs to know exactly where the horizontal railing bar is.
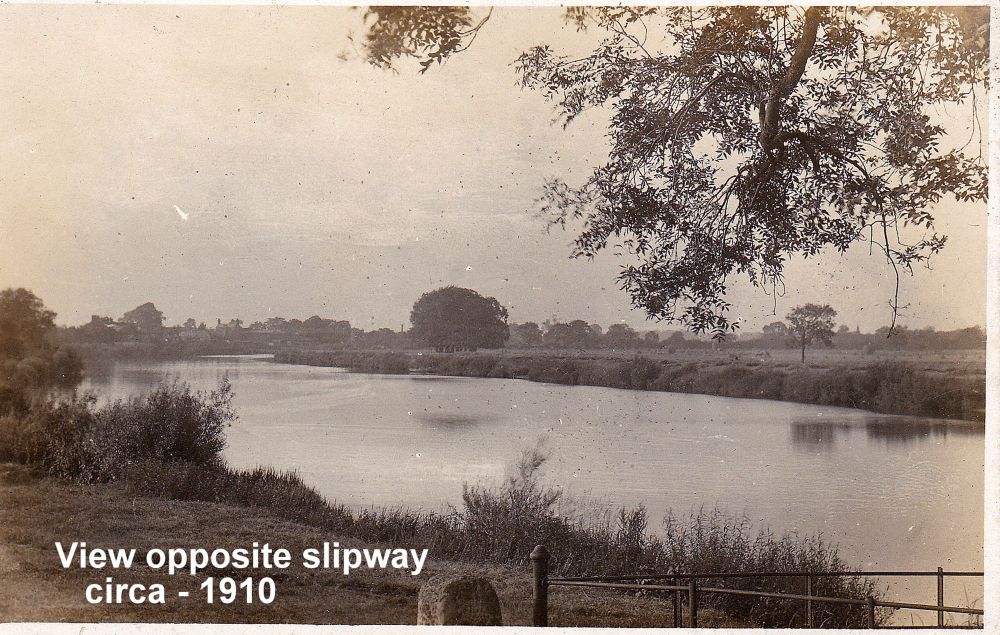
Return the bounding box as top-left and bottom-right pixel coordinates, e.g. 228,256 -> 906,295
698,586 -> 866,606
550,570 -> 983,582
878,627 -> 983,630
551,581 -> 866,607
876,600 -> 983,616
550,581 -> 984,617
548,580 -> 688,592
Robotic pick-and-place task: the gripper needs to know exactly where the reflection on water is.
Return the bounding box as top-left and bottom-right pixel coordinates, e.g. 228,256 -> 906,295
791,417 -> 985,452
415,413 -> 497,429
790,421 -> 853,450
83,356 -> 984,619
865,418 -> 984,445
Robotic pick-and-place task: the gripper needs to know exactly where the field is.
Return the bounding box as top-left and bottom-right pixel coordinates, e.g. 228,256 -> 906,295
530,346 -> 984,368
491,346 -> 986,376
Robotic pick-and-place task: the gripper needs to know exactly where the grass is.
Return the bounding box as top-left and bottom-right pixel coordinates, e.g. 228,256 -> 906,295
274,348 -> 985,421
2,463 -> 747,626
0,381 -> 892,627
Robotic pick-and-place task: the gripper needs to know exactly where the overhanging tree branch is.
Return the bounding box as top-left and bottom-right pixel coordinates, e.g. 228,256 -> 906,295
363,6 -> 988,337
759,7 -> 823,152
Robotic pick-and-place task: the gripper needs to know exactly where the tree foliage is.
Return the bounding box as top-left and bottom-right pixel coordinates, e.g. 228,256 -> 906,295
0,288 -> 82,414
762,321 -> 788,337
361,6 -> 492,73
786,303 -> 837,362
122,302 -> 165,331
542,319 -> 601,349
0,288 -> 56,358
410,286 -> 509,351
604,323 -> 639,349
509,321 -> 544,348
362,6 -> 988,337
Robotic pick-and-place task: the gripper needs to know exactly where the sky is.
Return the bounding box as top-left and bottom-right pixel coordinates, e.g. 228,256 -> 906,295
0,5 -> 989,333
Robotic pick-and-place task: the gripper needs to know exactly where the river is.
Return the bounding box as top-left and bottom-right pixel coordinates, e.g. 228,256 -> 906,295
82,355 -> 984,624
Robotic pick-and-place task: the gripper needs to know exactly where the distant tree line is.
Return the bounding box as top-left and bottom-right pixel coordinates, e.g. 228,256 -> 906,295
60,301 -> 414,352
60,292 -> 985,356
510,319 -> 984,354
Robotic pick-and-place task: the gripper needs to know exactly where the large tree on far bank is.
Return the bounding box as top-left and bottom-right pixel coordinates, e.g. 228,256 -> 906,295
410,286 -> 509,352
122,302 -> 165,332
786,303 -> 837,362
362,6 -> 988,338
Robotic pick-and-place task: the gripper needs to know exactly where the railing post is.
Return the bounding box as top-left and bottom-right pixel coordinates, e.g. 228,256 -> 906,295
688,579 -> 698,628
937,566 -> 945,627
866,596 -> 876,629
805,575 -> 813,628
672,573 -> 682,628
531,545 -> 549,627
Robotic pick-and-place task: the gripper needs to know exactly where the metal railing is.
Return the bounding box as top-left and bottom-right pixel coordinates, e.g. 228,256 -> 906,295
529,545 -> 984,628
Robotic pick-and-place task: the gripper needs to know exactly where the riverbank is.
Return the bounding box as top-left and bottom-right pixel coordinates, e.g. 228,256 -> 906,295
273,349 -> 986,422
0,463 -> 736,626
0,377 -> 889,627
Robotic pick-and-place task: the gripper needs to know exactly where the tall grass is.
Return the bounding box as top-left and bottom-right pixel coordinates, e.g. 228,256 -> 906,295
0,379 -> 890,627
275,350 -> 410,374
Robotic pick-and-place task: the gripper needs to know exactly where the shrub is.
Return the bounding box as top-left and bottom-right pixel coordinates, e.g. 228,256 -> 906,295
659,508 -> 886,627
458,447 -> 586,563
526,358 -> 581,385
426,354 -> 503,378
2,378 -> 235,482
754,372 -> 786,400
98,379 -> 234,469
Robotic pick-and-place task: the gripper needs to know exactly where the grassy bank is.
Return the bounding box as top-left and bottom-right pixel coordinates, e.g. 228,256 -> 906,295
3,463 -> 743,626
274,349 -> 985,422
0,381 -> 889,627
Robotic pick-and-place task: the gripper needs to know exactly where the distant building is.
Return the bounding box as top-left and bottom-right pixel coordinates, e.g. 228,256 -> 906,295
178,329 -> 212,342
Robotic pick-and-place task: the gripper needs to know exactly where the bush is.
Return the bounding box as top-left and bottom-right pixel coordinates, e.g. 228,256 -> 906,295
99,379 -> 233,469
659,509 -> 887,627
526,358 -> 582,385
425,354 -> 503,378
1,378 -> 235,482
458,447 -> 587,563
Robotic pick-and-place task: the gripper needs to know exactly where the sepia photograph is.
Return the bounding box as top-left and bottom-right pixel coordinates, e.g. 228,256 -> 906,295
0,3 -> 992,630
